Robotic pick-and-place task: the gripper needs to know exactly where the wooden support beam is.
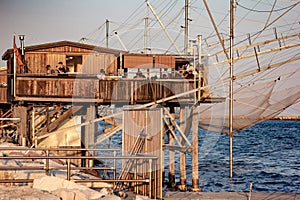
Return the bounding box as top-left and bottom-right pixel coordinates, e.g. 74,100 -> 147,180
84,104 -> 96,167
96,126 -> 121,144
211,33 -> 300,57
213,42 -> 300,66
13,106 -> 28,146
168,107 -> 175,188
191,106 -> 199,190
179,107 -> 187,190
254,47 -> 260,72
162,116 -> 183,148
163,144 -> 189,152
36,106 -> 83,137
163,107 -> 191,147
31,107 -> 37,147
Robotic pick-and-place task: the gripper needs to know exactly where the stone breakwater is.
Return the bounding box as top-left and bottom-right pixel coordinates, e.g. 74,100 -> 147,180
0,142 -> 120,200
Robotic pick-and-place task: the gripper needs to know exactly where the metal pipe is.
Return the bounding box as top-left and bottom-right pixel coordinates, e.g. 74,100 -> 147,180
0,179 -> 34,183
74,179 -> 149,183
0,179 -> 150,183
149,159 -> 152,198
0,166 -> 115,171
0,156 -> 158,160
0,118 -> 20,120
0,147 -> 119,151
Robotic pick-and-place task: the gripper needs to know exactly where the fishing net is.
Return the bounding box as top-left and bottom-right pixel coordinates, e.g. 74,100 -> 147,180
198,27 -> 300,134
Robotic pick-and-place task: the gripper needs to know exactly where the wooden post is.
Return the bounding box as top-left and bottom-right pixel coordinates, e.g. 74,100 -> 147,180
191,106 -> 200,191
31,107 -> 36,147
13,106 -> 28,146
179,107 -> 187,191
84,104 -> 96,167
168,107 -> 175,188
46,106 -> 50,133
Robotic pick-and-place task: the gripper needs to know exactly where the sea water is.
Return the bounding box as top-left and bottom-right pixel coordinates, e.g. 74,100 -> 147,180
97,120 -> 300,192
182,120 -> 300,192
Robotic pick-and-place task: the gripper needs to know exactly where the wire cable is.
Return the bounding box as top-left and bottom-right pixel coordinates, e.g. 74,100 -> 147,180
236,1 -> 299,13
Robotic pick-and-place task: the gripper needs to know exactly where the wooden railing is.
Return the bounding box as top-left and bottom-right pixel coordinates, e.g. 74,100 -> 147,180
15,76 -> 197,104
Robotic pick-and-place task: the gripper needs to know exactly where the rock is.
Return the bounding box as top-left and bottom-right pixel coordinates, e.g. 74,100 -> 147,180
0,185 -> 60,200
51,188 -> 95,200
99,187 -> 114,195
100,195 -> 122,200
33,176 -> 106,199
51,188 -> 76,200
136,195 -> 151,200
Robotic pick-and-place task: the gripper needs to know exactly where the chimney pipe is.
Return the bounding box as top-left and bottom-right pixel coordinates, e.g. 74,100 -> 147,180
18,35 -> 25,63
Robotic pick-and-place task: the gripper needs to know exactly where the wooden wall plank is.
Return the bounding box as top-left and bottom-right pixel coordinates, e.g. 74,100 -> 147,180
82,54 -> 117,74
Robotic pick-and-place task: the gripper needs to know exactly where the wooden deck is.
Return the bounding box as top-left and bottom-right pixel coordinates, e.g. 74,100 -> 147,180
164,191 -> 300,200
14,75 -> 199,104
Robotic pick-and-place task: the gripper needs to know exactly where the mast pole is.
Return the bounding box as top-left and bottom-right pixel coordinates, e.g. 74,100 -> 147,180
184,0 -> 189,55
229,0 -> 235,179
144,16 -> 149,54
146,0 -> 181,54
197,35 -> 202,101
106,19 -> 109,48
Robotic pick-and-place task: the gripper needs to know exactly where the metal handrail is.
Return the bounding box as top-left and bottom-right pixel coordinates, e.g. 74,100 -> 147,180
0,147 -> 158,198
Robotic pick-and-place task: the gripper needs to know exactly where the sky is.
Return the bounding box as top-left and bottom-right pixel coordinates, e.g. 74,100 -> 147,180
0,0 -> 299,115
0,0 -> 142,66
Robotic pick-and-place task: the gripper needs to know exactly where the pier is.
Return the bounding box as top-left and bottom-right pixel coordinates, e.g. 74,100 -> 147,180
0,40 -> 224,199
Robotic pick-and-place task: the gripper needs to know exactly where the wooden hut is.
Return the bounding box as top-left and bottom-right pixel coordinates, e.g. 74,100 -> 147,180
2,41 -> 121,101
2,40 -> 121,75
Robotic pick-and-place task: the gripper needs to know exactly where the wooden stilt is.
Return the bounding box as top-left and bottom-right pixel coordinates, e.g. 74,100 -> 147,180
179,107 -> 187,191
84,104 -> 96,167
31,107 -> 37,147
13,106 -> 28,146
168,107 -> 175,188
191,106 -> 201,191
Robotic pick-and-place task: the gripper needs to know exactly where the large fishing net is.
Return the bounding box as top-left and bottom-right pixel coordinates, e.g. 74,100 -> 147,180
198,26 -> 300,134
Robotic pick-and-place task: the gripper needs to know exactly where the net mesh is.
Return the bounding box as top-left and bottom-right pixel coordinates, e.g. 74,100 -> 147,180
198,28 -> 300,134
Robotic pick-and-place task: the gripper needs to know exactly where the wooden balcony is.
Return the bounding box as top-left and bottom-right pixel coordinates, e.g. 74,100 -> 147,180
14,75 -> 198,105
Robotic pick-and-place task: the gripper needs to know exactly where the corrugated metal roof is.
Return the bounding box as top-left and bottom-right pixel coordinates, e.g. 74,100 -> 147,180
2,40 -> 126,60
